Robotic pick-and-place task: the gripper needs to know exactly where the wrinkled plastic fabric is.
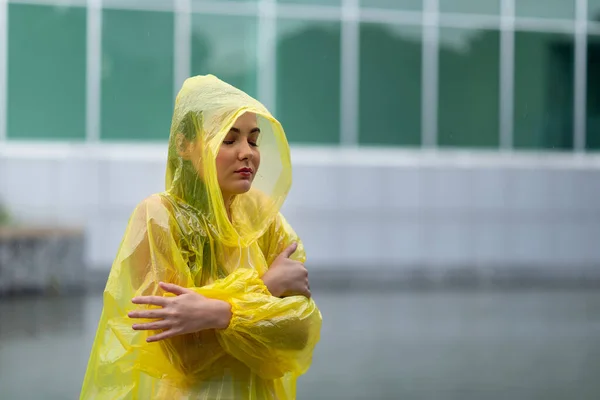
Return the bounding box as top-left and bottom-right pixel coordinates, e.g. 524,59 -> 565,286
80,75 -> 322,399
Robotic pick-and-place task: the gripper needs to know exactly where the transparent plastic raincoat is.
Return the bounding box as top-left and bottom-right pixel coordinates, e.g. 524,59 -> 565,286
80,75 -> 322,399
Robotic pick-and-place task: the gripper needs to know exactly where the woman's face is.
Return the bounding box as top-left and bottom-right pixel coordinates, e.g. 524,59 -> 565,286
215,112 -> 261,199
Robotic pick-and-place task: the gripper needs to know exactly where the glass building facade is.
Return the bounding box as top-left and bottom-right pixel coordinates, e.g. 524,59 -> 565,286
1,0 -> 599,151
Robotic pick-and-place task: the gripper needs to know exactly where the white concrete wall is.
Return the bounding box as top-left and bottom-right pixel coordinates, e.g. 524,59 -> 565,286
1,143 -> 600,277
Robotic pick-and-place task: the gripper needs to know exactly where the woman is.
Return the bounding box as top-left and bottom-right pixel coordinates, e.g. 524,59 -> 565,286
80,75 -> 322,399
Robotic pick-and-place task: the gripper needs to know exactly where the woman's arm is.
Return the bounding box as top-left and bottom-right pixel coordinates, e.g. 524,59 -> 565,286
131,209 -> 322,379
200,267 -> 322,380
103,195 -> 234,379
213,213 -> 322,379
132,264 -> 321,380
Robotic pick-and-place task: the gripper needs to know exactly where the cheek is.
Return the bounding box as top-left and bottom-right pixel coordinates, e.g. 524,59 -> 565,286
253,150 -> 261,169
215,149 -> 232,177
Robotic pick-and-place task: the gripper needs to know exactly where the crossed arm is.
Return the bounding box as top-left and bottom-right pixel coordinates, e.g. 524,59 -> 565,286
122,196 -> 321,379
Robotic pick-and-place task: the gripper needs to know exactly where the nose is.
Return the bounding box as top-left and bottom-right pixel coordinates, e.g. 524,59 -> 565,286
237,140 -> 254,161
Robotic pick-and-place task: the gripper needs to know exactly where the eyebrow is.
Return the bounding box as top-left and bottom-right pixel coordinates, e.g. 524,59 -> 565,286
230,127 -> 261,134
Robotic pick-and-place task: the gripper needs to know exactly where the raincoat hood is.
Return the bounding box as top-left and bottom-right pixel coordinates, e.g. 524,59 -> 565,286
166,75 -> 292,247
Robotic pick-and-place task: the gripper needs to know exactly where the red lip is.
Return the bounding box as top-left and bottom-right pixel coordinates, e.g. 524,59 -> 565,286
235,167 -> 253,174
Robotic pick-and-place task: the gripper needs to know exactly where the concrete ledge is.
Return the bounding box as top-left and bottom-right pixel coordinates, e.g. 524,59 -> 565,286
3,146 -> 600,270
0,228 -> 86,296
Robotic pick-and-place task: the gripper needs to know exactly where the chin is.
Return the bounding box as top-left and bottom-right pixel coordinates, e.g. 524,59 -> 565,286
228,182 -> 253,195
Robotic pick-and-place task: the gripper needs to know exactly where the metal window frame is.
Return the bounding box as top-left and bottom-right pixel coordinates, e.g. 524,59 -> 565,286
500,0 -> 515,150
421,0 -> 438,148
340,0 -> 359,146
574,0 -> 588,152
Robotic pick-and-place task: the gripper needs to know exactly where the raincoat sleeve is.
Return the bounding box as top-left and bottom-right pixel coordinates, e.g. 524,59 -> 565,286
259,211 -> 307,266
97,195 -> 223,382
105,198 -> 320,381
197,212 -> 322,379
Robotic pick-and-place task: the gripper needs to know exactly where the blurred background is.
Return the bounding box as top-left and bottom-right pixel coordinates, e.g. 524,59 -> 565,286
1,0 -> 600,398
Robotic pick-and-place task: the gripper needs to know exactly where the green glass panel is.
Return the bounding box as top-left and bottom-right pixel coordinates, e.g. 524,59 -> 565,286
439,0 -> 500,15
438,28 -> 500,148
360,0 -> 422,11
101,9 -> 174,141
589,0 -> 600,22
516,0 -> 575,20
191,14 -> 258,98
276,19 -> 341,144
7,4 -> 86,140
278,0 -> 340,5
359,23 -> 421,146
514,31 -> 574,150
586,35 -> 600,150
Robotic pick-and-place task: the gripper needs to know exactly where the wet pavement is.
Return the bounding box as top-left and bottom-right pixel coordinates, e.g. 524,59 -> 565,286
1,289 -> 599,399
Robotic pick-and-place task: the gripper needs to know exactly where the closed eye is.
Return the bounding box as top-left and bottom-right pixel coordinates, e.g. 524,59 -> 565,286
222,140 -> 259,147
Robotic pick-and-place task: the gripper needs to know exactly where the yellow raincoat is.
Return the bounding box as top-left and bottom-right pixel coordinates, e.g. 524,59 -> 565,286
80,75 -> 322,399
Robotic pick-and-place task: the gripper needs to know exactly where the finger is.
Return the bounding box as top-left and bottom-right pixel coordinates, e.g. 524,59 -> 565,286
289,289 -> 311,299
128,309 -> 167,319
303,280 -> 311,298
131,296 -> 168,307
279,242 -> 298,259
147,329 -> 176,343
159,281 -> 192,296
132,320 -> 170,331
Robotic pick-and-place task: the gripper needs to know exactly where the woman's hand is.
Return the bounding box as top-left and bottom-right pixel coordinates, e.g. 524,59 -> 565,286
262,243 -> 311,299
128,282 -> 232,343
